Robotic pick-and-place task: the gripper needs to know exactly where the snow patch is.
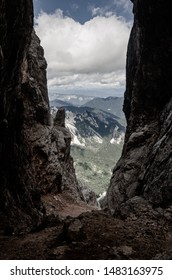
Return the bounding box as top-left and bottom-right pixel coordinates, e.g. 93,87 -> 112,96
110,125 -> 125,145
97,191 -> 106,202
65,111 -> 86,147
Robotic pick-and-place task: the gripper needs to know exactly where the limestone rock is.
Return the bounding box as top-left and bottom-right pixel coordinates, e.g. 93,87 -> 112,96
107,0 -> 172,215
54,107 -> 65,127
78,180 -> 98,207
0,0 -> 81,234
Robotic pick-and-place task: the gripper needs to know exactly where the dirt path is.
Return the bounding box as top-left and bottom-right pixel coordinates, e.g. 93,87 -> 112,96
41,193 -> 98,218
0,194 -> 172,260
0,209 -> 171,260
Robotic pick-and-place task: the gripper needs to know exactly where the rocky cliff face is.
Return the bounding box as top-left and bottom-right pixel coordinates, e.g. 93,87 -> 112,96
107,0 -> 172,214
0,0 -> 81,234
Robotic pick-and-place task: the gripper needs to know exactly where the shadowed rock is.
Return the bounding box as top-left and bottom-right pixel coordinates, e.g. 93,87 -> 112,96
0,0 -> 81,234
54,107 -> 65,127
107,0 -> 172,214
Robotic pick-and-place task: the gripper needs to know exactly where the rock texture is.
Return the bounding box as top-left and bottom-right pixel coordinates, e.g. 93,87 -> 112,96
0,0 -> 81,234
107,0 -> 172,214
0,210 -> 170,260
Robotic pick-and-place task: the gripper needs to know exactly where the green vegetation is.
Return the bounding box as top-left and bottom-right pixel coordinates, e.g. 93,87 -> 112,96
71,137 -> 123,195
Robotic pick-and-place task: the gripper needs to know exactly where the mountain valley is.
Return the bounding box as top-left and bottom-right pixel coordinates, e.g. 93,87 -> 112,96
51,97 -> 125,195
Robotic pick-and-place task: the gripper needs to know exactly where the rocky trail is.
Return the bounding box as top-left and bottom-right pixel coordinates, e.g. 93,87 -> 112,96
0,197 -> 172,260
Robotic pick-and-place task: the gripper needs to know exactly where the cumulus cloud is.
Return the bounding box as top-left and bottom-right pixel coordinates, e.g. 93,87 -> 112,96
35,9 -> 131,93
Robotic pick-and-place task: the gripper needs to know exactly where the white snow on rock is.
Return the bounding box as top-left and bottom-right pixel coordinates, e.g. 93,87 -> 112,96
110,125 -> 125,145
65,111 -> 86,147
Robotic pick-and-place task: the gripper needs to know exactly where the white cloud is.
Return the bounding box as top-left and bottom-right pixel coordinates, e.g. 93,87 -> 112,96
35,9 -> 131,93
113,0 -> 132,12
90,6 -> 114,17
89,0 -> 133,21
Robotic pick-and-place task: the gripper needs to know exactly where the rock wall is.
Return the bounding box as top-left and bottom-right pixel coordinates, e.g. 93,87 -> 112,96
0,0 -> 80,233
107,0 -> 172,214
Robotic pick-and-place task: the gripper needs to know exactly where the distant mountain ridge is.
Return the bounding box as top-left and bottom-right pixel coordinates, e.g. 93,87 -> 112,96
82,96 -> 124,119
50,94 -> 94,106
51,105 -> 125,147
50,99 -> 73,107
50,95 -> 125,120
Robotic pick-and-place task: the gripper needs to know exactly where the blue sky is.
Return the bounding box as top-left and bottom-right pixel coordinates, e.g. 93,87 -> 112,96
33,0 -> 133,98
34,0 -> 133,24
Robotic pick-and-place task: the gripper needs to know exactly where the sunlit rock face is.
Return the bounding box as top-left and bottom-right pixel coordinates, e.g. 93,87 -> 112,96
107,0 -> 172,214
0,0 -> 80,234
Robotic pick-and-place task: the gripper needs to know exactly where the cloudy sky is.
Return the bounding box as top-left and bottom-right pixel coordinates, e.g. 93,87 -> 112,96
34,0 -> 133,98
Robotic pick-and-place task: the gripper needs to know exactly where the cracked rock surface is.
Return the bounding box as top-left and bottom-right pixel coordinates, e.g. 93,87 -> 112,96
0,0 -> 82,234
107,0 -> 172,214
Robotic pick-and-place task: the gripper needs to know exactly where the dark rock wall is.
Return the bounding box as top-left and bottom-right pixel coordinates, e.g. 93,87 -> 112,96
107,0 -> 172,213
0,0 -> 80,233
